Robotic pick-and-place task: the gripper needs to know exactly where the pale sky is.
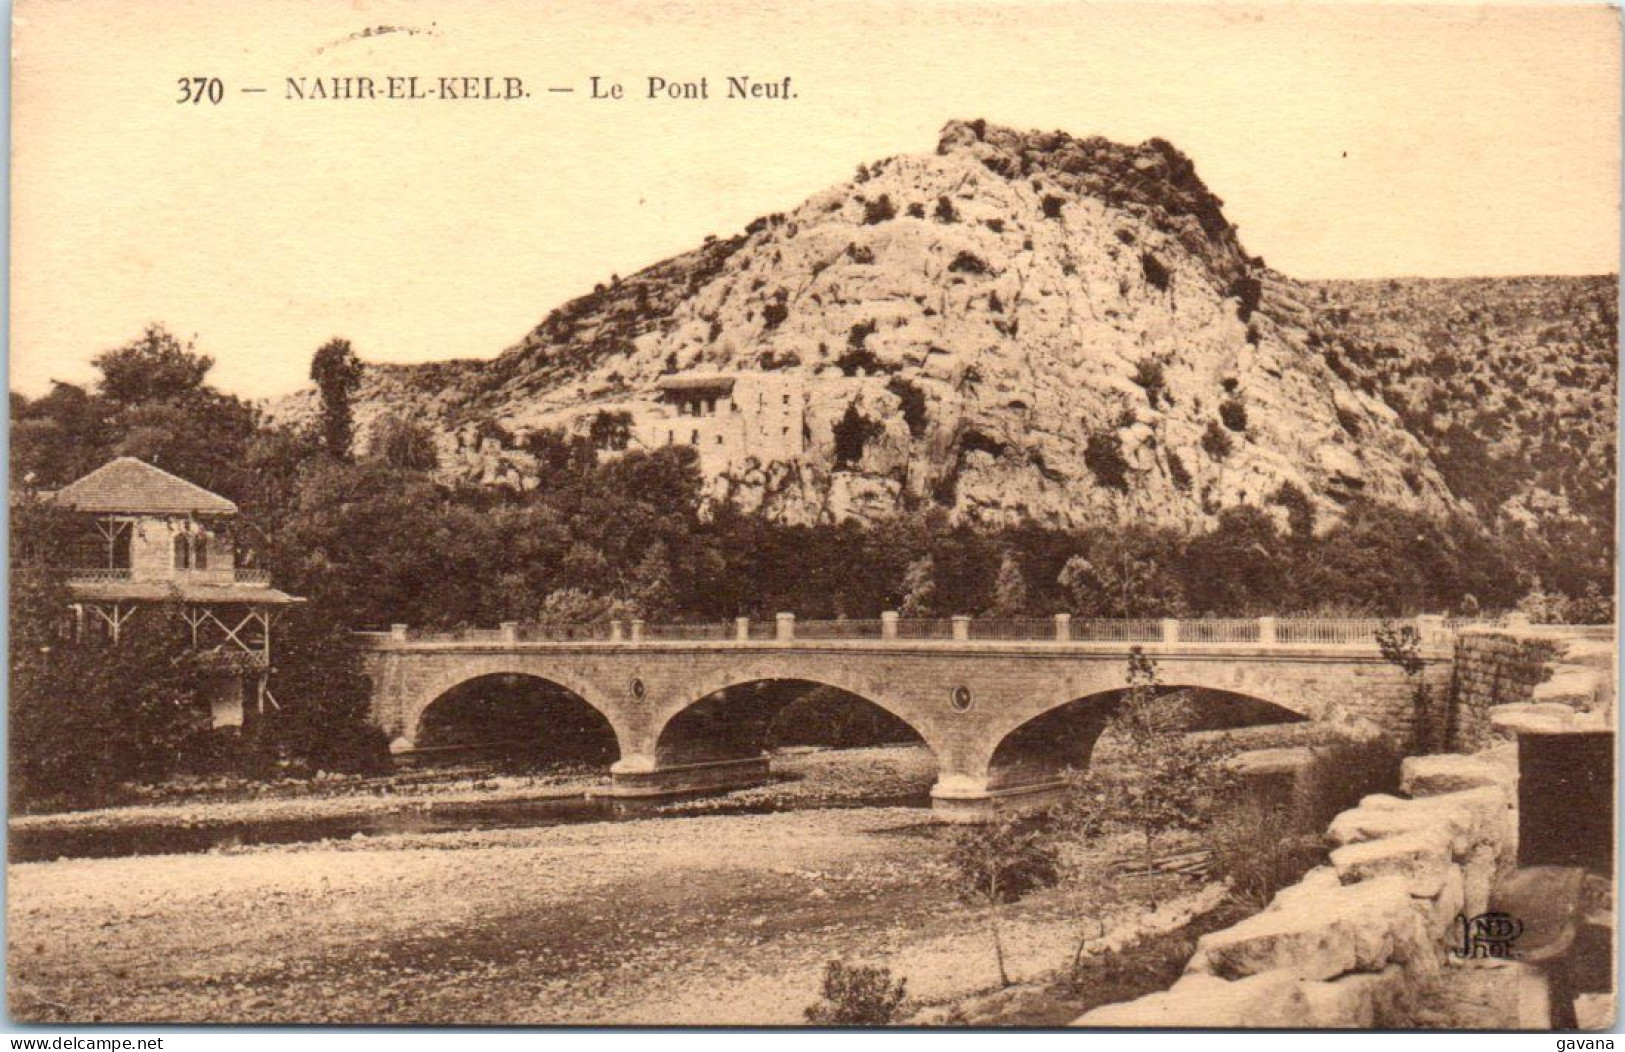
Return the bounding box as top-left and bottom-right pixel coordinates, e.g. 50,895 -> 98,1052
10,0 -> 1621,400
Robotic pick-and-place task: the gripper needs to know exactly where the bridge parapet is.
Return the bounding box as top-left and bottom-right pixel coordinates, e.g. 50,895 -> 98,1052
356,614 -> 1483,650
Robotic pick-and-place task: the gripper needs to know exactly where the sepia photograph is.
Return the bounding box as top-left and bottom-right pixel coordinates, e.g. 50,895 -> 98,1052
5,0 -> 1620,1035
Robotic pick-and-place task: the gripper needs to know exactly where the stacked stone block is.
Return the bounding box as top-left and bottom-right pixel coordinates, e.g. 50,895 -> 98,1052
1074,753 -> 1525,1028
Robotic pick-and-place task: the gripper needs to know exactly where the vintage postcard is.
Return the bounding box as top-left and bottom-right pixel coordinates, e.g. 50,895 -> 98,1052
7,0 -> 1619,1034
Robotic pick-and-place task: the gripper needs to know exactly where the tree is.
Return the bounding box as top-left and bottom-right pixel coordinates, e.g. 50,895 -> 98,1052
989,551 -> 1029,616
945,816 -> 1062,987
92,324 -> 213,405
310,338 -> 363,459
10,584 -> 212,808
1059,527 -> 1185,617
257,606 -> 389,773
1096,649 -> 1237,887
833,404 -> 882,467
1181,507 -> 1284,615
898,556 -> 936,617
368,414 -> 439,470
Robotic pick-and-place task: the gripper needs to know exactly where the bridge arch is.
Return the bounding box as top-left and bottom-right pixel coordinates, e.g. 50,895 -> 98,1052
651,673 -> 930,771
398,660 -> 632,762
983,684 -> 1309,794
413,673 -> 621,768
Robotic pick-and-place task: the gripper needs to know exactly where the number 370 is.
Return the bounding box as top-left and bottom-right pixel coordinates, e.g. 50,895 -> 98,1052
176,77 -> 224,104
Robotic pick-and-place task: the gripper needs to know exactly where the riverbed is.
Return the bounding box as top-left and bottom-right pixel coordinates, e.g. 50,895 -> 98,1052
7,747 -> 1207,1025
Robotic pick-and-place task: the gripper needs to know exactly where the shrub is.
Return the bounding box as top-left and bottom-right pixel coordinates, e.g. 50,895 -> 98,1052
1167,450 -> 1192,491
368,414 -> 439,470
836,344 -> 891,378
1302,734 -> 1404,829
1131,358 -> 1166,407
948,251 -> 991,275
1271,481 -> 1315,539
1218,398 -> 1248,433
761,300 -> 789,330
1207,797 -> 1324,910
1229,274 -> 1263,322
886,377 -> 929,438
833,404 -> 883,467
805,961 -> 908,1025
848,319 -> 878,353
947,816 -> 1063,986
1141,252 -> 1170,291
1041,194 -> 1066,219
934,195 -> 959,223
1084,431 -> 1131,492
845,242 -> 876,265
906,202 -> 925,219
862,195 -> 897,224
1201,420 -> 1233,461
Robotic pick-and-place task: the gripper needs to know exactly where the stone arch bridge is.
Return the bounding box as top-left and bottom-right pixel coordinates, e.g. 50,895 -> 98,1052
357,615 -> 1456,819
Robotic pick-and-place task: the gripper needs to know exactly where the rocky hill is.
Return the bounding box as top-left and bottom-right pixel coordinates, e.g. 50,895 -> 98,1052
276,120 -> 1610,537
1296,275 -> 1617,592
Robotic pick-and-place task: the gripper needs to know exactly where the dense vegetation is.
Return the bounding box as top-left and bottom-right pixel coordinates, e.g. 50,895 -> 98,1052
1303,276 -> 1617,617
8,320 -> 1610,805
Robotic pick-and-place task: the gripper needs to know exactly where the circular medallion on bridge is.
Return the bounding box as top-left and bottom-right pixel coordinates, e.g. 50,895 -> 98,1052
630,677 -> 647,701
949,685 -> 973,712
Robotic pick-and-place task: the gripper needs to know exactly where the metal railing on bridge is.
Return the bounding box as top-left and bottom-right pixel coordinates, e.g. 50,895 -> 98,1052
365,613 -> 1494,647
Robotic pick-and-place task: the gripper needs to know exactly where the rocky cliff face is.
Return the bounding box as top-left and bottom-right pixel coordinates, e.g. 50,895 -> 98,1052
278,120 -> 1462,532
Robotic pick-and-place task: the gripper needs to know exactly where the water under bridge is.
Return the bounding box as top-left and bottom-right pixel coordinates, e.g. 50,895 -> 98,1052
357,614 -> 1463,819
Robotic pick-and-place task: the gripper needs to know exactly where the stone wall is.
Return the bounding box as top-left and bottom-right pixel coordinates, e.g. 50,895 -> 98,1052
1076,625 -> 1616,1029
1074,751 -> 1523,1028
1450,629 -> 1615,746
1446,631 -> 1560,749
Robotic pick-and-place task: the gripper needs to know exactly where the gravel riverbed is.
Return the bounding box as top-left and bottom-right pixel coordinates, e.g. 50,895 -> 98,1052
7,747 -> 1203,1025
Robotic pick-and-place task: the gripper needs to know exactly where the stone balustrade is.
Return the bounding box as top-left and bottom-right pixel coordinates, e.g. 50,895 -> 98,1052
362,613 -> 1478,649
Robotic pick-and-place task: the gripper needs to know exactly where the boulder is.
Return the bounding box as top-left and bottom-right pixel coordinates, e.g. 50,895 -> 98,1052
1333,787 -> 1510,858
1401,754 -> 1513,798
1186,876 -> 1426,981
1461,842 -> 1499,920
1300,966 -> 1406,1028
1490,706 -> 1574,738
1423,865 -> 1466,942
1559,639 -> 1616,672
1073,971 -> 1310,1028
1329,828 -> 1454,896
1229,746 -> 1315,778
1531,667 -> 1600,709
1267,865 -> 1343,914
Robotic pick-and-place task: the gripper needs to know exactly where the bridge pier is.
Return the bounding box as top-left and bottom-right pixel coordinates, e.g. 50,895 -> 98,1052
609,754 -> 773,798
930,777 -> 1070,822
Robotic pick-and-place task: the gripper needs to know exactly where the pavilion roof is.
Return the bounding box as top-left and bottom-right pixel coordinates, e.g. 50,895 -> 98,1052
52,457 -> 238,516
